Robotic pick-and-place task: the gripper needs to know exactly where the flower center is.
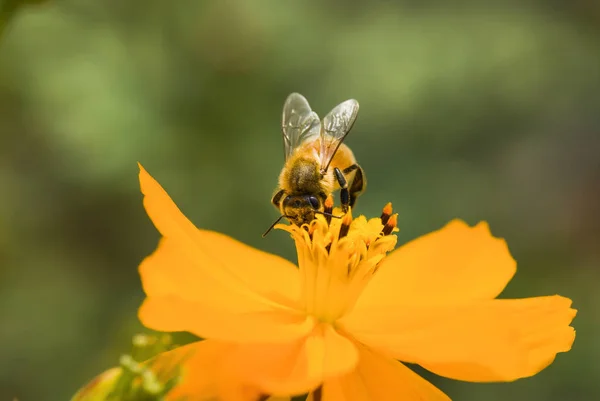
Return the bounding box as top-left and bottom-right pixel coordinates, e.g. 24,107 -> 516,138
277,199 -> 398,323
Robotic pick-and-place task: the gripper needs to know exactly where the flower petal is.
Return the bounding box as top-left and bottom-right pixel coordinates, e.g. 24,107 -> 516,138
139,295 -> 315,343
152,340 -> 226,401
138,164 -> 308,342
342,295 -> 576,382
139,236 -> 300,313
226,324 -> 359,396
306,343 -> 450,401
358,219 -> 516,307
139,163 -> 301,309
152,340 -> 290,401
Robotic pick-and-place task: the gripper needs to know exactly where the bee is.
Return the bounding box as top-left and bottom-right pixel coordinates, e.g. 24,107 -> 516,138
263,93 -> 366,235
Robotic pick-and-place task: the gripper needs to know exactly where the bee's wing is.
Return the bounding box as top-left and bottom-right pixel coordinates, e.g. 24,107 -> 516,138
282,93 -> 321,161
319,99 -> 360,172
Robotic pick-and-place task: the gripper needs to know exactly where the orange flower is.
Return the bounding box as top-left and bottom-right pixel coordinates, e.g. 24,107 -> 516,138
137,163 -> 576,401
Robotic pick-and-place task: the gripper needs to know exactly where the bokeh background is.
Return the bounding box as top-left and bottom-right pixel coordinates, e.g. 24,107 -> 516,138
1,0 -> 599,400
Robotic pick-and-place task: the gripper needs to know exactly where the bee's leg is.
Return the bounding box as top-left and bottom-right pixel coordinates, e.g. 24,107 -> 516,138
271,189 -> 285,208
333,167 -> 350,212
347,165 -> 366,208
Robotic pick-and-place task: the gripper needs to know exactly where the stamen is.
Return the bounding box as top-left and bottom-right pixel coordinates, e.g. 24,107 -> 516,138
380,202 -> 393,225
339,212 -> 352,239
300,224 -> 314,243
308,222 -> 317,241
382,213 -> 398,236
324,195 -> 334,225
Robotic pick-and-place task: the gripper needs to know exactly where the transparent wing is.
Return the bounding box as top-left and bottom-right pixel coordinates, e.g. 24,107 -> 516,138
281,93 -> 321,161
319,99 -> 360,172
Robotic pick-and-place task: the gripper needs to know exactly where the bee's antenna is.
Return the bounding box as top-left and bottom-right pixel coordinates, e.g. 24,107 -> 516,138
262,215 -> 287,238
314,211 -> 342,219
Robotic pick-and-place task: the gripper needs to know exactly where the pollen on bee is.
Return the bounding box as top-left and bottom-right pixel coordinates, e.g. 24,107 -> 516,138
382,213 -> 398,236
324,195 -> 334,210
380,202 -> 393,225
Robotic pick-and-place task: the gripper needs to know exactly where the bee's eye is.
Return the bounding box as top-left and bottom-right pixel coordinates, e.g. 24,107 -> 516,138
308,196 -> 320,209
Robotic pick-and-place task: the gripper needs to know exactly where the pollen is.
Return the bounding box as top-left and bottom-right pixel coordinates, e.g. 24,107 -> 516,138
382,213 -> 398,236
324,194 -> 335,210
324,195 -> 334,224
276,203 -> 398,322
380,202 -> 393,225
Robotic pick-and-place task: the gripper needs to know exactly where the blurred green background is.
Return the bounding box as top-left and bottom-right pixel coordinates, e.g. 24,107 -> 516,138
1,0 -> 599,400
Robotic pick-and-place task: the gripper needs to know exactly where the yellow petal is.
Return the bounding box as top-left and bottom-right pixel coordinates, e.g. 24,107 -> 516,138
226,324 -> 359,396
139,295 -> 315,343
358,219 -> 516,307
152,340 -> 288,401
138,164 -> 307,341
149,340 -> 290,401
306,343 -> 450,401
140,236 -> 301,314
152,340 -> 226,401
140,165 -> 300,306
342,295 -> 576,382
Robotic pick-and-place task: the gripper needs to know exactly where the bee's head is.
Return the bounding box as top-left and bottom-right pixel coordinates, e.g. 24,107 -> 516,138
282,194 -> 321,226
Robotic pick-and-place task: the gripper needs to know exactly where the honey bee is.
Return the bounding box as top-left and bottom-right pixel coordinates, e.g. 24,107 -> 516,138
264,93 -> 366,235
